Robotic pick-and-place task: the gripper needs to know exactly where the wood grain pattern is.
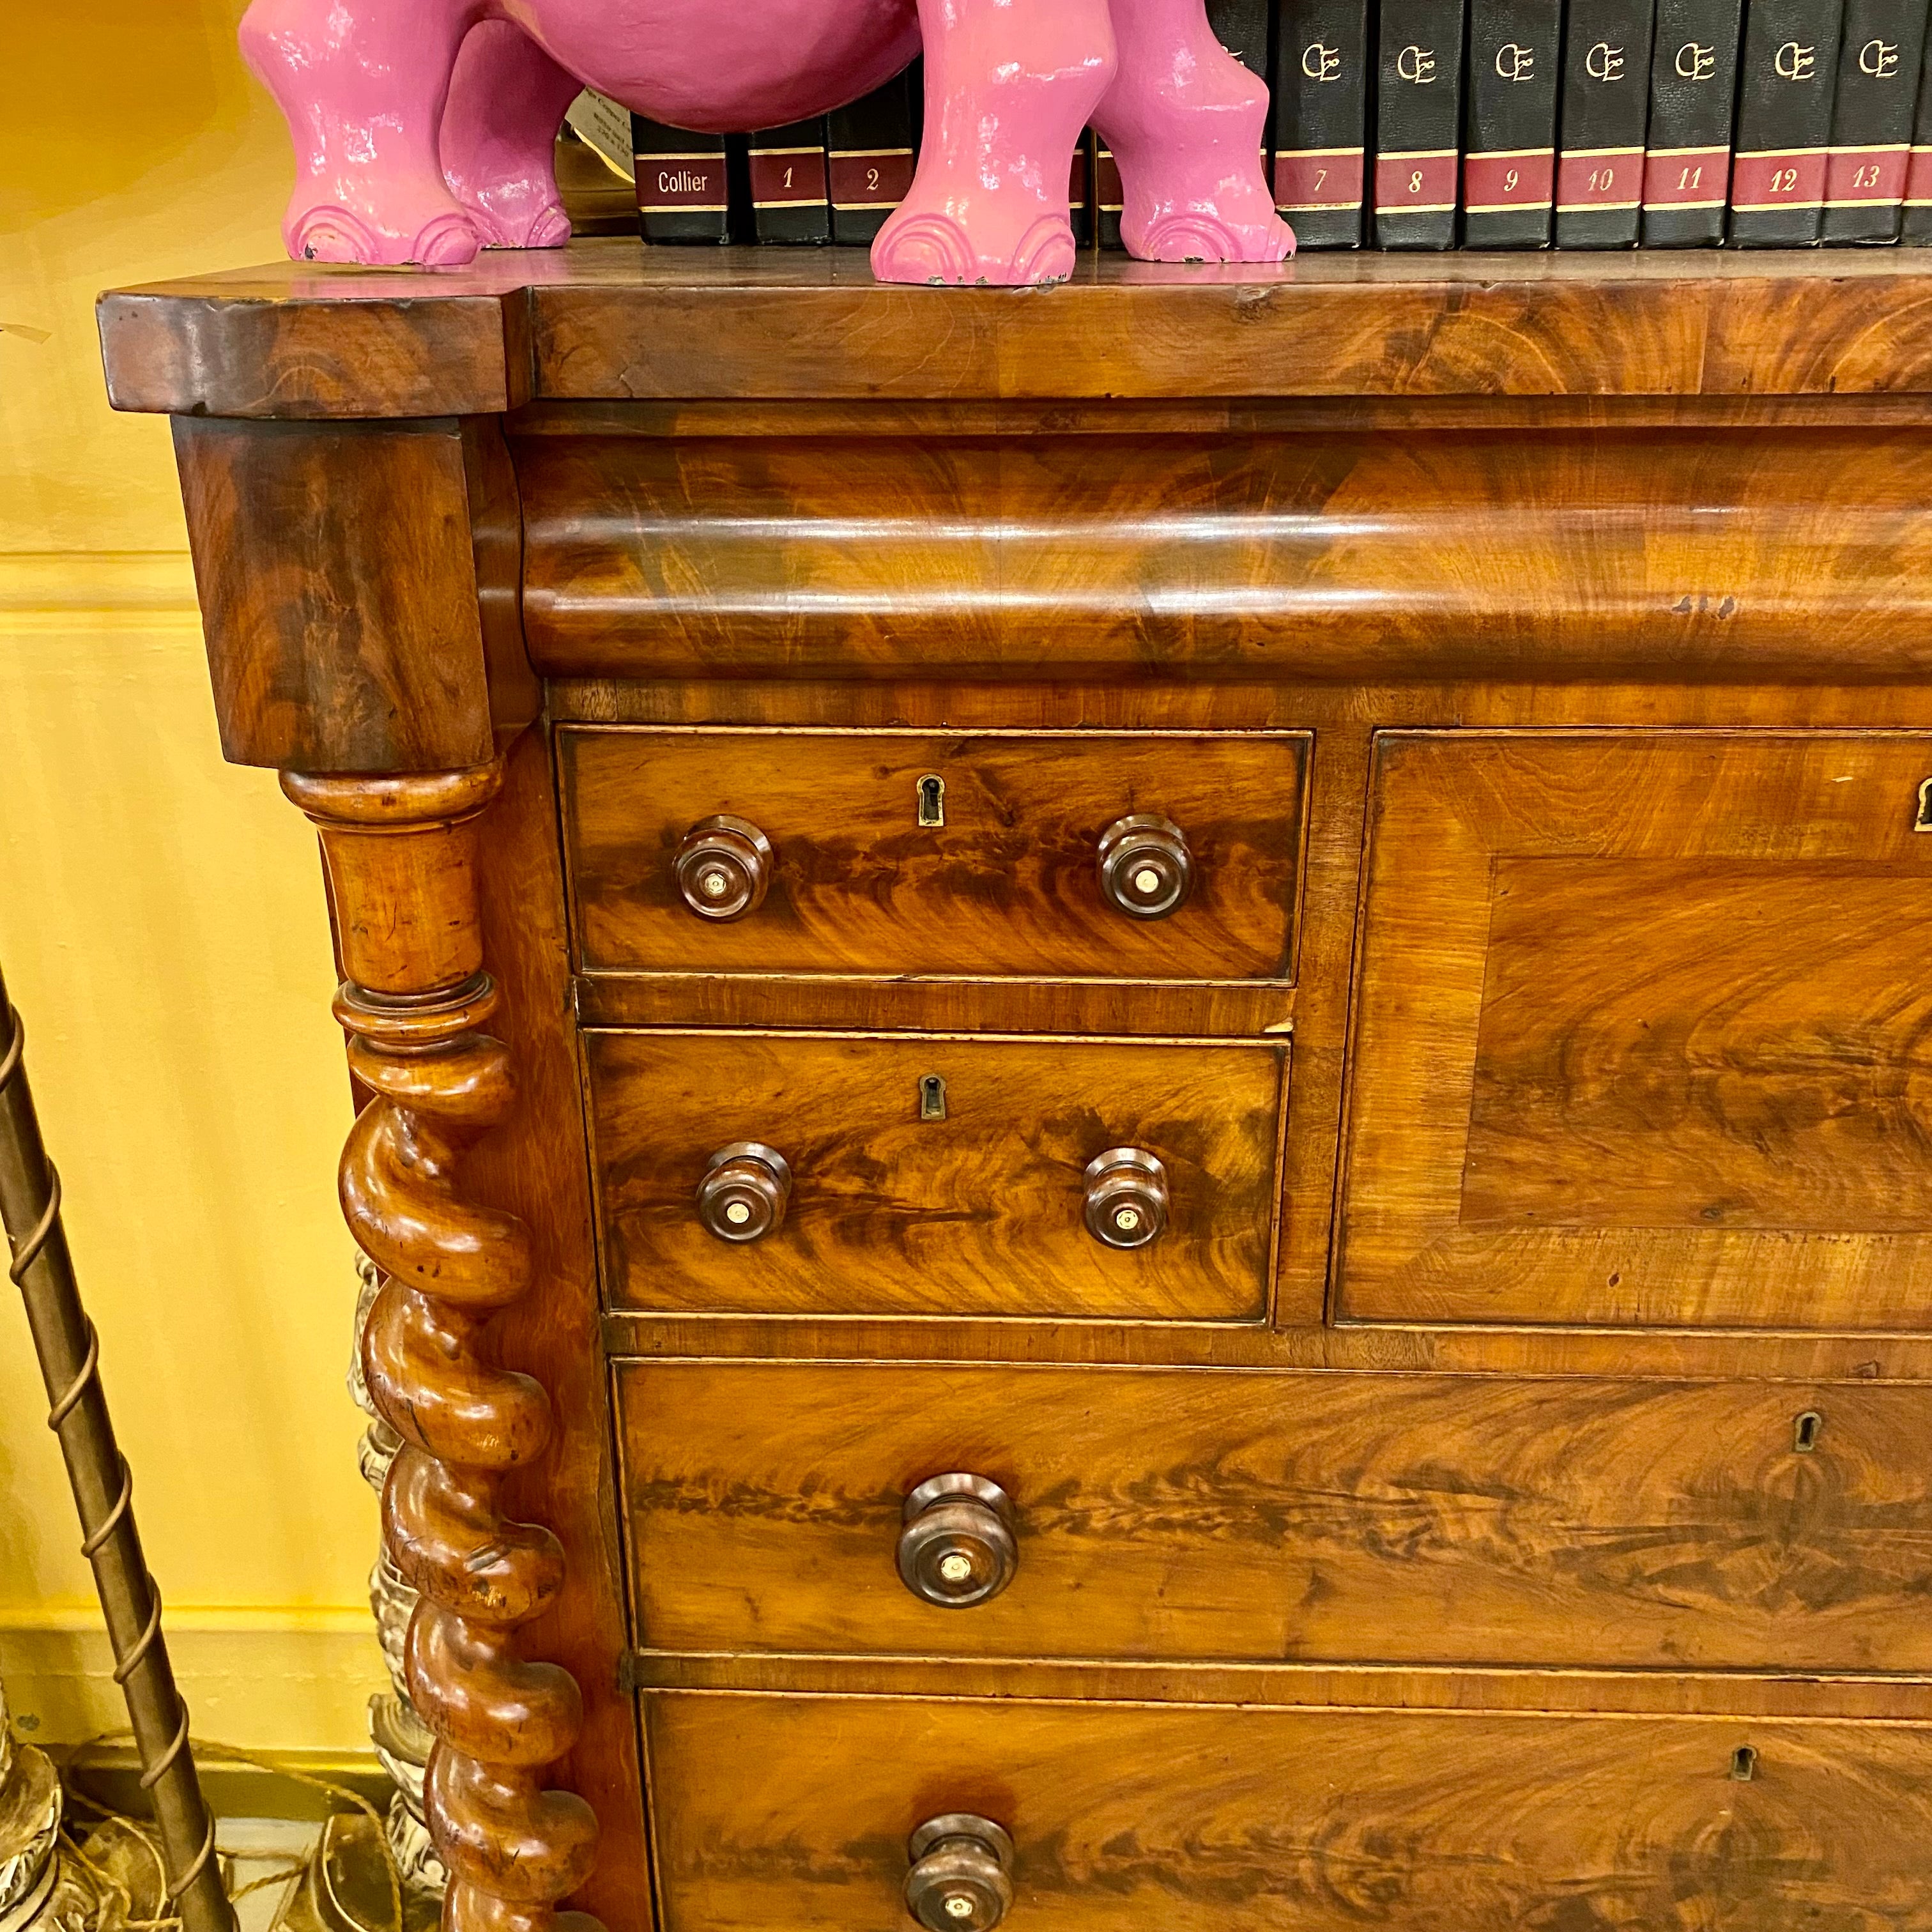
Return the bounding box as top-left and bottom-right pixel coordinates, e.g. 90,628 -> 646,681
585,1032 -> 1284,1321
559,728 -> 1306,982
172,417 -> 532,772
1340,731 -> 1932,1331
98,247 -> 1932,424
646,1692 -> 1932,1932
517,427 -> 1932,684
618,1361 -> 1932,1673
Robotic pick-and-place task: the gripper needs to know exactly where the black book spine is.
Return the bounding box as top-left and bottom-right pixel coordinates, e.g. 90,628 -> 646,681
1096,135 -> 1125,246
1730,0 -> 1847,240
1556,0 -> 1659,243
1822,0 -> 1929,238
1464,0 -> 1563,242
1209,0 -> 1276,72
1641,0 -> 1746,240
1071,132 -> 1096,247
632,118 -> 731,243
1274,0 -> 1373,244
1906,24 -> 1932,233
1374,0 -> 1469,244
827,73 -> 918,246
747,121 -> 832,243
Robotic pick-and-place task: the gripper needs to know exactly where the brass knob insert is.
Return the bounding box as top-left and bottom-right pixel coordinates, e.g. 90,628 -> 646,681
1084,1147 -> 1169,1250
897,1474 -> 1018,1608
1097,813 -> 1194,920
696,1142 -> 791,1243
905,1814 -> 1015,1931
675,815 -> 773,921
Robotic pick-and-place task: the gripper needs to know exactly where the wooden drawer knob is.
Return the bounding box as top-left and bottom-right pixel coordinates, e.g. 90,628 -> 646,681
897,1474 -> 1018,1608
1084,1147 -> 1169,1248
1097,813 -> 1194,920
696,1142 -> 791,1242
905,1814 -> 1015,1931
675,815 -> 773,921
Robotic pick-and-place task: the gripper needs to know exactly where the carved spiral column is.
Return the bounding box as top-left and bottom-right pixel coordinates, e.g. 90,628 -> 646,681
282,766 -> 599,1932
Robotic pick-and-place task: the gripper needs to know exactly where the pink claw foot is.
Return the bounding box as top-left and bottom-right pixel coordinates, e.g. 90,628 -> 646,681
287,201 -> 481,268
1100,0 -> 1297,264
441,20 -> 583,252
873,206 -> 1078,288
873,0 -> 1116,287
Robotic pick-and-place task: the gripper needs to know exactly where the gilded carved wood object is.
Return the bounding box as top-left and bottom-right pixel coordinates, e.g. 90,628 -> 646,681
282,767 -> 599,1932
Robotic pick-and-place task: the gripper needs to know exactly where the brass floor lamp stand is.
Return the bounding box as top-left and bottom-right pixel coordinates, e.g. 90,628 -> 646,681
0,963 -> 235,1932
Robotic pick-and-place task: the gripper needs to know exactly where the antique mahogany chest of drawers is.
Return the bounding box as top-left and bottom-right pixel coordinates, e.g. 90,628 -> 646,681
100,249 -> 1932,1931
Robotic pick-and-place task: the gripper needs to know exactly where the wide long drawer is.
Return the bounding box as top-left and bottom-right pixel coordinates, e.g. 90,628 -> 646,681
586,1032 -> 1285,1320
647,1691 -> 1932,1931
618,1361 -> 1932,1671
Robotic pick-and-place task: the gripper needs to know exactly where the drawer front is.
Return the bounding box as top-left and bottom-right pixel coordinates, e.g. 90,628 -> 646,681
586,1033 -> 1284,1320
618,1362 -> 1932,1671
647,1692 -> 1932,1932
559,728 -> 1307,981
1342,731 -> 1932,1331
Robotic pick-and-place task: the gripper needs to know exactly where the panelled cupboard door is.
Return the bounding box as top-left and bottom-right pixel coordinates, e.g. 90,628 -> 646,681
558,727 -> 1308,982
1340,732 -> 1932,1331
646,1692 -> 1932,1932
619,1363 -> 1932,1671
585,1032 -> 1285,1320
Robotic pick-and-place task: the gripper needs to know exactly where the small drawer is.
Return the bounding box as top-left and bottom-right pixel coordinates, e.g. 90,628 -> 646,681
648,1692 -> 1932,1932
618,1361 -> 1932,1673
585,1031 -> 1284,1320
558,727 -> 1307,981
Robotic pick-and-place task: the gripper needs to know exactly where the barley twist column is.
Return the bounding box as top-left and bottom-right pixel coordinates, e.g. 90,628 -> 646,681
282,765 -> 599,1932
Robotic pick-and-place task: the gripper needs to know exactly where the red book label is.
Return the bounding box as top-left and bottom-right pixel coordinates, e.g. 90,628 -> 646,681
1908,145 -> 1932,202
1374,151 -> 1458,211
1556,148 -> 1643,209
1642,146 -> 1729,208
638,155 -> 727,212
828,150 -> 914,208
1274,149 -> 1366,209
1462,148 -> 1554,210
1070,148 -> 1091,208
1097,148 -> 1124,210
1729,148 -> 1828,210
1825,144 -> 1909,205
748,147 -> 827,208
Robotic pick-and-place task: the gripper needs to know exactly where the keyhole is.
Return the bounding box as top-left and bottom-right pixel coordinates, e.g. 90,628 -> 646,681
1731,1745 -> 1758,1782
918,774 -> 946,827
919,1074 -> 947,1121
1794,1410 -> 1823,1453
1915,777 -> 1932,831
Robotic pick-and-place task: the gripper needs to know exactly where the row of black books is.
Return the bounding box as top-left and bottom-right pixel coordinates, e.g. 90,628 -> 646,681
631,0 -> 1932,252
1284,0 -> 1932,244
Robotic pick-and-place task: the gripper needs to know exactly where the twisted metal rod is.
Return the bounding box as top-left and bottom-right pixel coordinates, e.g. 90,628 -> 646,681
0,964 -> 234,1932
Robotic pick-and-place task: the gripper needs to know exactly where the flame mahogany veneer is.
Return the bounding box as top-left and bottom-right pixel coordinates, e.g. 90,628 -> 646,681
100,244 -> 1932,1932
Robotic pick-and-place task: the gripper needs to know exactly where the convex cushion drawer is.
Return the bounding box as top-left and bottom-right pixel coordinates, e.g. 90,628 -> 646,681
646,1692 -> 1932,1932
586,1033 -> 1285,1320
560,727 -> 1308,981
619,1362 -> 1932,1670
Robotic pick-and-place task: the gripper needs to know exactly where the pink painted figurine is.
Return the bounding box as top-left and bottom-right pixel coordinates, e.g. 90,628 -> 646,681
238,0 -> 1293,284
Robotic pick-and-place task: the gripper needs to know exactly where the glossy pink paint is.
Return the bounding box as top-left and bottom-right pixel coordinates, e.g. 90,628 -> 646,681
238,0 -> 1292,284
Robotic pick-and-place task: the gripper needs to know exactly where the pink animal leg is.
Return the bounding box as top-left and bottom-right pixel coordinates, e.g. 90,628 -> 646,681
239,0 -> 487,266
1094,0 -> 1294,262
873,0 -> 1118,286
441,21 -> 582,250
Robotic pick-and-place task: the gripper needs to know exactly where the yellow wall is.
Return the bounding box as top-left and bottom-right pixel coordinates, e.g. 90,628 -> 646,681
1,1 -> 384,1754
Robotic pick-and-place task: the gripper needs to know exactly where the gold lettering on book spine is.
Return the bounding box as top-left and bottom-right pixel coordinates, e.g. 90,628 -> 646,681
282,765 -> 600,1932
